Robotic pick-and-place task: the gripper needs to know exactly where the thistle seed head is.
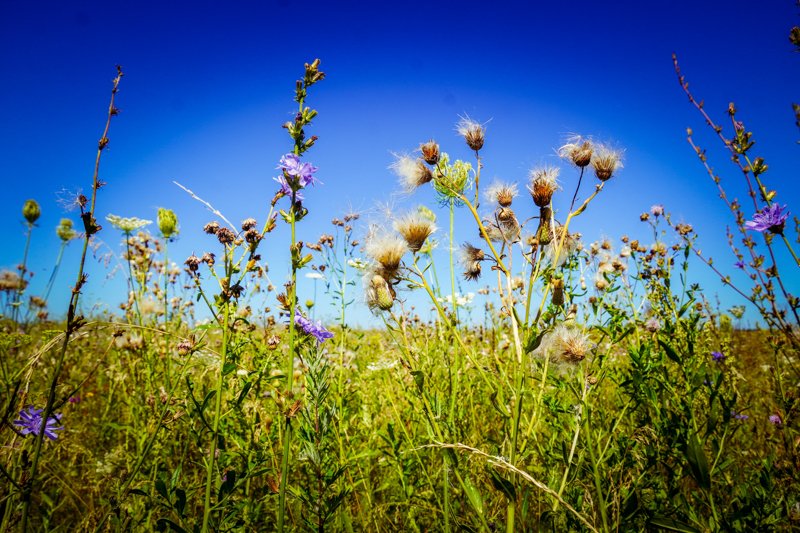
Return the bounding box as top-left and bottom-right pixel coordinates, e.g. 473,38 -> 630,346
528,167 -> 560,207
485,181 -> 518,207
204,221 -> 220,235
365,233 -> 408,280
558,137 -> 594,168
591,144 -> 623,181
551,324 -> 591,365
420,140 -> 440,165
394,212 -> 436,253
456,115 -> 485,151
391,154 -> 434,192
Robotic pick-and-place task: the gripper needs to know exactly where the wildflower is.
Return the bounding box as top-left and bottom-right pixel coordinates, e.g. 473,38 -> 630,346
185,254 -> 201,273
456,115 -> 486,151
496,207 -> 521,242
644,317 -> 660,332
485,181 -> 518,207
433,153 -> 472,200
157,208 -> 179,239
769,414 -> 782,426
215,227 -> 236,245
305,271 -> 325,280
650,204 -> 664,217
420,140 -> 440,165
106,214 -> 152,234
201,252 -> 215,267
365,233 -> 407,279
437,292 -> 475,307
711,351 -> 726,363
391,154 -> 434,192
731,410 -> 748,421
277,153 -> 319,188
734,260 -> 746,269
204,221 -> 220,235
591,144 -> 623,181
548,324 -> 592,365
347,258 -> 369,270
558,136 -> 594,168
745,204 -> 789,234
528,167 -> 560,207
56,219 -> 77,242
241,218 -> 257,231
461,243 -> 485,281
394,212 -> 436,253
14,406 -> 63,440
294,309 -> 334,343
23,199 -> 41,224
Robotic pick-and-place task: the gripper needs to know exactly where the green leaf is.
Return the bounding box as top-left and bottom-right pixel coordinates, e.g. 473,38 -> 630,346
685,432 -> 711,490
156,518 -> 186,533
658,339 -> 681,364
155,478 -> 169,501
173,488 -> 186,517
462,475 -> 485,517
411,370 -> 425,394
648,515 -> 701,532
236,381 -> 252,406
487,467 -> 516,502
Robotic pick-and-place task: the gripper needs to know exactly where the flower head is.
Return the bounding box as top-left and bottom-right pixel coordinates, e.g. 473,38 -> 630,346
769,414 -> 782,426
528,167 -> 560,207
106,214 -> 152,234
485,181 -> 518,207
294,309 -> 334,344
391,154 -> 433,192
558,136 -> 594,168
711,351 -> 726,363
56,219 -> 77,242
591,144 -> 623,181
14,406 -> 63,440
745,204 -> 789,234
23,199 -> 41,225
650,204 -> 664,217
157,208 -> 179,239
456,115 -> 486,151
275,153 -> 319,199
394,211 -> 436,253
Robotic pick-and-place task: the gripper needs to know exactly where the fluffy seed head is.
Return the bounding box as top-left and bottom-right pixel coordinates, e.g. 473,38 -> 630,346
528,167 -> 561,207
420,140 -> 440,165
365,233 -> 408,279
460,243 -> 485,281
394,212 -> 436,253
456,116 -> 485,151
485,181 -> 518,207
391,154 -> 433,192
558,137 -> 594,168
591,145 -> 623,181
550,324 -> 591,365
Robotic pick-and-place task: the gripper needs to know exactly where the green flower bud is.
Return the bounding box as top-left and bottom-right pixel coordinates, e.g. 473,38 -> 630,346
23,199 -> 40,225
157,208 -> 179,239
56,218 -> 76,242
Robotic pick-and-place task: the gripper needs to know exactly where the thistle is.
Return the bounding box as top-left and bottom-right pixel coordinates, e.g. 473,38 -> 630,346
365,233 -> 408,280
558,136 -> 594,168
591,144 -> 623,181
394,211 -> 436,253
391,154 -> 433,192
420,140 -> 440,165
456,115 -> 486,152
528,167 -> 560,207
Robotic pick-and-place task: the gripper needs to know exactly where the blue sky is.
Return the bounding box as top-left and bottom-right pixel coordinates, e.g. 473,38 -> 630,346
1,0 -> 798,327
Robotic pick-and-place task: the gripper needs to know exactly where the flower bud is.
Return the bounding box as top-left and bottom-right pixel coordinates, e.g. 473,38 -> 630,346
23,199 -> 40,224
157,208 -> 179,239
56,219 -> 76,242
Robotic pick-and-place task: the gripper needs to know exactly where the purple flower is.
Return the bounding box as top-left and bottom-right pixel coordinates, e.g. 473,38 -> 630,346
711,351 -> 726,363
731,409 -> 748,421
734,260 -> 746,270
745,204 -> 789,234
294,309 -> 334,344
768,414 -> 782,426
13,406 -> 63,440
650,204 -> 664,217
277,153 -> 319,186
273,175 -> 304,201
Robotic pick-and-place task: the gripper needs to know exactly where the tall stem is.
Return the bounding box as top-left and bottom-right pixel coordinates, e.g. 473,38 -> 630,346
12,223 -> 33,324
19,66 -> 122,532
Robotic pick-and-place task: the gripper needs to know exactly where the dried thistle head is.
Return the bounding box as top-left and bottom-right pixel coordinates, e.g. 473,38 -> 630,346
591,144 -> 623,181
216,227 -> 236,245
394,212 -> 436,253
456,115 -> 486,151
485,181 -> 518,207
203,221 -> 220,235
391,154 -> 433,192
550,324 -> 591,365
558,136 -> 594,168
420,140 -> 440,165
496,207 -> 521,242
365,232 -> 408,279
460,243 -> 485,281
241,218 -> 257,231
528,167 -> 560,207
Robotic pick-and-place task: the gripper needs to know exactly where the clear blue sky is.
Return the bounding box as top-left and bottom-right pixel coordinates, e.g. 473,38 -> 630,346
1,0 -> 797,327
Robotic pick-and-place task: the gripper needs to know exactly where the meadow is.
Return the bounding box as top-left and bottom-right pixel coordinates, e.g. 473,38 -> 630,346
0,52 -> 798,532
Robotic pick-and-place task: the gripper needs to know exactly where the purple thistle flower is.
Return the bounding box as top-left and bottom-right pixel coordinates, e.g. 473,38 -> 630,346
768,414 -> 782,426
650,204 -> 664,217
13,406 -> 63,440
745,204 -> 789,234
294,309 -> 334,344
711,351 -> 726,363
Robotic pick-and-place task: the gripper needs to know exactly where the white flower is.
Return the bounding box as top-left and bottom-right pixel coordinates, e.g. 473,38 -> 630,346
305,272 -> 326,280
106,214 -> 152,233
347,258 -> 369,270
